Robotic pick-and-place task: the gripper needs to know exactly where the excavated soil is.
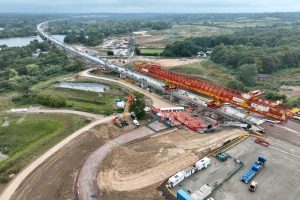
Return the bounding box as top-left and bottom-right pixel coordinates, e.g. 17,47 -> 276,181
98,128 -> 244,196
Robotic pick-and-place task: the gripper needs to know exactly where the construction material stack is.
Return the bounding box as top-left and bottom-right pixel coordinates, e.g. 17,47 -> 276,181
240,156 -> 267,183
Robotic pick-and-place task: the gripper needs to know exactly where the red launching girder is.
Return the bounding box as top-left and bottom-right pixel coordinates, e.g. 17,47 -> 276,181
137,64 -> 294,122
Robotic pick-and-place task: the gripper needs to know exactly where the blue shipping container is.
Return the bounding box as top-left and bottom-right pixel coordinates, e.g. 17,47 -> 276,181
177,189 -> 194,200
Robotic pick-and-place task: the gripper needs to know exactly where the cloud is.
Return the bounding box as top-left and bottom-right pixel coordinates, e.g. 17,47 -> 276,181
0,0 -> 300,13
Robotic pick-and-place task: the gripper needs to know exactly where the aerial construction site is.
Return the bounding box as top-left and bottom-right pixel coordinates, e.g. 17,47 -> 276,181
1,14 -> 300,200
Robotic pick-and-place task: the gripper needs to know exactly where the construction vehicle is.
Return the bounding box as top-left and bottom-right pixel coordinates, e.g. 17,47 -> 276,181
112,117 -> 129,128
240,156 -> 267,183
249,181 -> 258,192
136,63 -> 298,122
112,93 -> 134,127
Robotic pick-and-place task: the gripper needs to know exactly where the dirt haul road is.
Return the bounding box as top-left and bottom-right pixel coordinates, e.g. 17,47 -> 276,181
80,69 -> 174,108
0,111 -> 113,200
24,107 -> 104,120
77,126 -> 157,200
9,122 -> 138,200
3,69 -> 173,200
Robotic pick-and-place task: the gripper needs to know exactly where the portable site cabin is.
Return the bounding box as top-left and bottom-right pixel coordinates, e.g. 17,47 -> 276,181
195,157 -> 210,170
183,166 -> 196,178
167,171 -> 185,188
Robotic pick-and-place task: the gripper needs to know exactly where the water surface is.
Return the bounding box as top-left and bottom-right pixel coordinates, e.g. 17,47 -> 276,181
0,35 -> 43,47
56,82 -> 110,93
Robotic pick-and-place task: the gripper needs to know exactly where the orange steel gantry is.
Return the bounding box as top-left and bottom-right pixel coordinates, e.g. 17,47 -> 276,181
136,63 -> 295,122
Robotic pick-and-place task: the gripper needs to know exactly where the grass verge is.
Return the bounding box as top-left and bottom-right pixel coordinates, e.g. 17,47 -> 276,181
0,113 -> 89,186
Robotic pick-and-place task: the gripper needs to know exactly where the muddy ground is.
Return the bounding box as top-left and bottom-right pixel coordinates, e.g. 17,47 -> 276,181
98,128 -> 245,200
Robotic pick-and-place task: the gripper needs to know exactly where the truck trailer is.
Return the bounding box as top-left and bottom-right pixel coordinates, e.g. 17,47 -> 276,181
240,156 -> 267,183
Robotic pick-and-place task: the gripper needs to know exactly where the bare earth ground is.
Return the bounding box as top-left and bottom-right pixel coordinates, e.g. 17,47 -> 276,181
135,57 -> 203,68
98,128 -> 245,200
11,123 -> 138,200
280,85 -> 300,98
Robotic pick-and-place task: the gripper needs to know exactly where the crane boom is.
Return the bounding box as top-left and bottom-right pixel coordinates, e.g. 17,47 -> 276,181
136,63 -> 295,122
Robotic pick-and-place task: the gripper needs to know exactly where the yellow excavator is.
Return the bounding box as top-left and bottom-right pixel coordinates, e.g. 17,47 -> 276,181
112,93 -> 134,127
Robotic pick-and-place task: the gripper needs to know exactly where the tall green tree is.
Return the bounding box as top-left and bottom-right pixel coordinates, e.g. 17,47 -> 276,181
237,64 -> 257,86
129,92 -> 146,119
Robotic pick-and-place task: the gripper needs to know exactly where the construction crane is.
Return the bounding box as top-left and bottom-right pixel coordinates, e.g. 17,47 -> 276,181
136,63 -> 298,122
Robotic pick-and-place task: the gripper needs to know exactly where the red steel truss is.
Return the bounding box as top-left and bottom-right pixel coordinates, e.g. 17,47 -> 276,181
136,63 -> 294,122
152,108 -> 217,132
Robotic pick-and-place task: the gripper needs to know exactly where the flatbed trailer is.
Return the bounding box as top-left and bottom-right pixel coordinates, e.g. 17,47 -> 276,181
240,156 -> 267,183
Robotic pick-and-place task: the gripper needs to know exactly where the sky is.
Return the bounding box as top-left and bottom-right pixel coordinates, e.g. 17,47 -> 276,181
0,0 -> 300,13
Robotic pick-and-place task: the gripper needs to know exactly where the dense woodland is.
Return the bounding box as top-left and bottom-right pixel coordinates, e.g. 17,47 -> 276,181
164,27 -> 300,73
0,14 -> 58,38
0,41 -> 84,93
50,19 -> 171,46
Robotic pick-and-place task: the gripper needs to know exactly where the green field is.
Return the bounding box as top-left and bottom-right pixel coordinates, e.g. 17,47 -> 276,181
169,60 -> 235,85
140,48 -> 164,55
28,77 -> 129,115
0,113 -> 88,184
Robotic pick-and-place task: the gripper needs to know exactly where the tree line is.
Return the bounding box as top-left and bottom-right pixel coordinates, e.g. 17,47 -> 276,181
50,19 -> 171,46
163,27 -> 300,74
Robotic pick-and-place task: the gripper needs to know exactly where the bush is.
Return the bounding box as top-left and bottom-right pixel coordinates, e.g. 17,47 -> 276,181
30,93 -> 66,107
227,80 -> 248,92
264,92 -> 287,101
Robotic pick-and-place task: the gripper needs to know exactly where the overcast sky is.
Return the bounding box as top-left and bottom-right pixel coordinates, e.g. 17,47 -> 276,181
0,0 -> 300,13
